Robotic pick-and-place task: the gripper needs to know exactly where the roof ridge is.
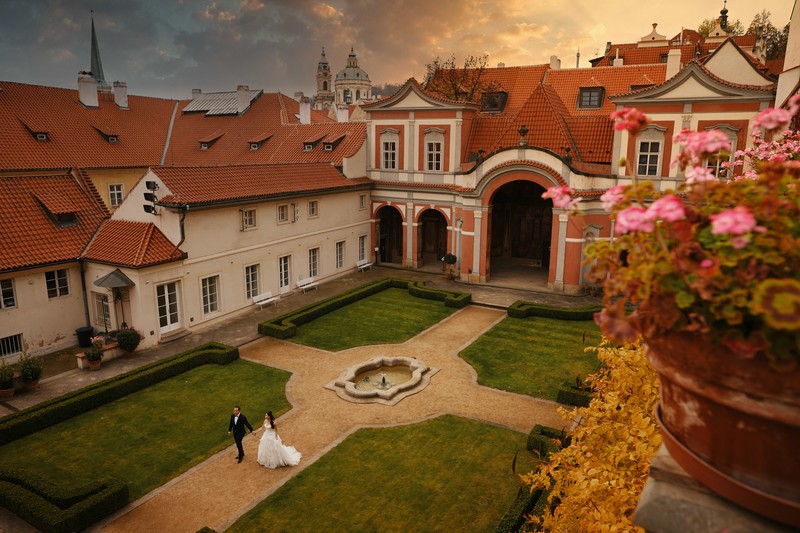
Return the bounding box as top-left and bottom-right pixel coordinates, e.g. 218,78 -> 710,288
136,223 -> 155,264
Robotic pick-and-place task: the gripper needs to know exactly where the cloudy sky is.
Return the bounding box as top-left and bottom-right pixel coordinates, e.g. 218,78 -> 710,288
0,0 -> 793,100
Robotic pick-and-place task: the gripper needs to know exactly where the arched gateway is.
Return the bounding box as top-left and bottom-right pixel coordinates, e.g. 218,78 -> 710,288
376,205 -> 403,264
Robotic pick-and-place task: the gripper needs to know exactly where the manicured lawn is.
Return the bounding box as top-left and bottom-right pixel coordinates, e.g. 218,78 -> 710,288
228,415 -> 536,533
290,287 -> 458,351
0,360 -> 291,501
460,315 -> 602,401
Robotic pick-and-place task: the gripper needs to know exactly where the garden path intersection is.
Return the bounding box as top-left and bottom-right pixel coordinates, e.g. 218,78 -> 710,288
0,267 -> 601,532
98,306 -> 563,533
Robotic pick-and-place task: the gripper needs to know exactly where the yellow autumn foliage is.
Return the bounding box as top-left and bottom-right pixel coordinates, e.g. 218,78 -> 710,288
521,339 -> 661,532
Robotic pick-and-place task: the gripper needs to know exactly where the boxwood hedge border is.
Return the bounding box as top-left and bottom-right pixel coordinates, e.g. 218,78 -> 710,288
507,301 -> 602,321
258,277 -> 471,340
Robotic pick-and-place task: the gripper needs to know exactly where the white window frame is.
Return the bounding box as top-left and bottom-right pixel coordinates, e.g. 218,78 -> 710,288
109,184 -> 124,208
380,128 -> 400,170
241,209 -> 256,230
201,275 -> 220,315
703,125 -> 739,179
93,292 -> 110,328
0,333 -> 23,357
578,87 -> 604,109
359,194 -> 367,210
308,200 -> 319,218
424,128 -> 445,172
308,247 -> 319,278
45,269 -> 69,298
0,279 -> 16,310
335,241 -> 345,269
277,204 -> 289,224
358,235 -> 367,262
245,264 -> 259,299
635,125 -> 666,178
279,255 -> 291,290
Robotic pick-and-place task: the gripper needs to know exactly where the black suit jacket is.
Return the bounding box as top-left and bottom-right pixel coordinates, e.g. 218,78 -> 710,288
228,413 -> 254,437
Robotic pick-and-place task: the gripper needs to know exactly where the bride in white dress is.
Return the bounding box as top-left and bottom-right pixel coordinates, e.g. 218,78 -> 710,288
257,411 -> 302,468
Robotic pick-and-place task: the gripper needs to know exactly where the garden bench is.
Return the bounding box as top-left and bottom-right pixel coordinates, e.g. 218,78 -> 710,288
252,291 -> 279,308
356,259 -> 373,271
297,277 -> 319,293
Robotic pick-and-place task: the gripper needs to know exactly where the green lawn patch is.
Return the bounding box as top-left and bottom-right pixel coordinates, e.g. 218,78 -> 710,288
227,415 -> 536,533
289,287 -> 457,351
460,316 -> 601,401
0,360 -> 291,501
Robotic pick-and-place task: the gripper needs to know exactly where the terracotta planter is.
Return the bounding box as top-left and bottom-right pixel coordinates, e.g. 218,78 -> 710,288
122,349 -> 135,359
645,333 -> 800,526
87,359 -> 102,371
0,387 -> 14,400
23,379 -> 40,391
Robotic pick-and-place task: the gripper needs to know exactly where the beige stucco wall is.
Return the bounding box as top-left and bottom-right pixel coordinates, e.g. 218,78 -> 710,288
703,44 -> 773,87
86,168 -> 150,212
1,263 -> 87,358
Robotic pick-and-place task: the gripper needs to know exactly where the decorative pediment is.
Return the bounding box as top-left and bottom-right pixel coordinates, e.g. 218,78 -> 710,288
363,78 -> 478,111
613,62 -> 774,105
703,39 -> 774,87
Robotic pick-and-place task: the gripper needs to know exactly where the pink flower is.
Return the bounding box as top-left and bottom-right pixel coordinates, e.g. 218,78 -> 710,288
615,206 -> 654,234
731,235 -> 751,249
647,195 -> 685,222
700,259 -> 714,268
753,108 -> 792,131
600,185 -> 626,210
788,95 -> 800,117
542,185 -> 581,210
685,166 -> 717,184
610,108 -> 650,135
710,206 -> 757,235
674,130 -> 731,163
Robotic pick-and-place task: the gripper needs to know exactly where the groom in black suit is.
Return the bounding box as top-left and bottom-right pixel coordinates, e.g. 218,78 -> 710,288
228,405 -> 254,463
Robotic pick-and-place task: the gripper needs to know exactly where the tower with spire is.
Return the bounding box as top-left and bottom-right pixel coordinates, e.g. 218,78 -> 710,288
90,11 -> 110,91
315,47 -> 334,111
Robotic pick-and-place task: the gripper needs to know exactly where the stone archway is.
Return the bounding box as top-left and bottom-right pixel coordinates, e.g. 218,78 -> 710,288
417,209 -> 448,267
377,206 -> 403,264
488,180 -> 552,280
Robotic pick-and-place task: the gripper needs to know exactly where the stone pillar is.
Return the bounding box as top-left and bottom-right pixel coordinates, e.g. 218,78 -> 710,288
553,212 -> 568,291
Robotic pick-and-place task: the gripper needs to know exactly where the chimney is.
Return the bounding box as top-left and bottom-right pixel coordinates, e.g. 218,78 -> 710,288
78,73 -> 99,107
605,41 -> 612,53
612,49 -> 624,67
113,81 -> 128,109
549,55 -> 561,70
192,88 -> 202,99
665,49 -> 682,79
237,85 -> 250,115
294,91 -> 304,101
336,103 -> 349,123
497,62 -> 505,68
299,96 -> 311,124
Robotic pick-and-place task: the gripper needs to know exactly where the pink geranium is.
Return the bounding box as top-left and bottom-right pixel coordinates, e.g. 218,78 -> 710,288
600,185 -> 626,210
611,108 -> 650,135
753,108 -> 792,131
615,206 -> 654,234
709,206 -> 757,235
685,166 -> 717,184
647,194 -> 685,222
542,185 -> 580,210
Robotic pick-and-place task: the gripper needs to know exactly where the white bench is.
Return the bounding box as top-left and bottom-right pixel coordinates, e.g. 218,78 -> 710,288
297,277 -> 319,293
356,259 -> 373,271
252,291 -> 279,308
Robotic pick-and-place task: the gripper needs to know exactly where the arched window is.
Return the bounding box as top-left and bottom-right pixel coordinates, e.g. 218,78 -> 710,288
635,125 -> 666,177
356,89 -> 361,101
323,81 -> 328,91
423,128 -> 445,172
703,124 -> 739,179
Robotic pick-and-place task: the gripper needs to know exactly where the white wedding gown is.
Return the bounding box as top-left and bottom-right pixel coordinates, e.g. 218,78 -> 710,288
257,425 -> 302,468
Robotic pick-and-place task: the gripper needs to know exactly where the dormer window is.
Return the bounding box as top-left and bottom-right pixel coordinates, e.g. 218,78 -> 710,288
200,143 -> 209,151
323,144 -> 333,152
197,130 -> 224,150
36,133 -> 49,142
248,133 -> 271,152
481,91 -> 508,112
108,136 -> 118,144
303,135 -> 325,152
21,119 -> 50,142
93,126 -> 119,144
250,143 -> 259,151
322,134 -> 345,152
578,87 -> 604,109
304,143 -> 314,152
34,193 -> 79,228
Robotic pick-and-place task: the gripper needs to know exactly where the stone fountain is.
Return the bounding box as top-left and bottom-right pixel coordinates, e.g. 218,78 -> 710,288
325,356 -> 438,405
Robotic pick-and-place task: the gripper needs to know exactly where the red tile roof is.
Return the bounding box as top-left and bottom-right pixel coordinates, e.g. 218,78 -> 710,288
592,35 -> 761,69
565,116 -> 614,163
0,173 -> 108,270
0,82 -> 176,171
82,220 -> 185,267
543,64 -> 668,116
152,163 -> 372,206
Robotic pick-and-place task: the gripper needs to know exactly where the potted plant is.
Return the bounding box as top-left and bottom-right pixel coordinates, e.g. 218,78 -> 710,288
441,253 -> 458,279
85,335 -> 105,370
17,353 -> 44,391
0,360 -> 15,399
559,100 -> 800,526
115,327 -> 143,357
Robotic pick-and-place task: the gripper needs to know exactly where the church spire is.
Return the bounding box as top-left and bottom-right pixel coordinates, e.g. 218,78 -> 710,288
90,11 -> 109,88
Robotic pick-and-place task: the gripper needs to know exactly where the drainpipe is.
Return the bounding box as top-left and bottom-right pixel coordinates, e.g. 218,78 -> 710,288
172,205 -> 189,254
79,259 -> 91,326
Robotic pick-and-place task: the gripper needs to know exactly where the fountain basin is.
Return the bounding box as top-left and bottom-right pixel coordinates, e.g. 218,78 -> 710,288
325,356 -> 438,405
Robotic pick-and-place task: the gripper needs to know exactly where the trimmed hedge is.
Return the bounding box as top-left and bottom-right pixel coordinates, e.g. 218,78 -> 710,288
495,485 -> 544,533
258,278 -> 471,339
555,381 -> 592,407
526,425 -> 569,459
0,342 -> 238,446
507,301 -> 602,321
0,469 -> 127,533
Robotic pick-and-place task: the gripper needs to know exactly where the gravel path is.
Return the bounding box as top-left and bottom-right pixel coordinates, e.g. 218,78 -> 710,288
98,306 -> 563,533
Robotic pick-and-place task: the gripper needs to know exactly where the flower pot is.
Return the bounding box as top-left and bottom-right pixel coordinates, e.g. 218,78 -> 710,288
645,332 -> 800,526
0,387 -> 14,400
122,349 -> 135,359
23,379 -> 40,392
87,359 -> 102,371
